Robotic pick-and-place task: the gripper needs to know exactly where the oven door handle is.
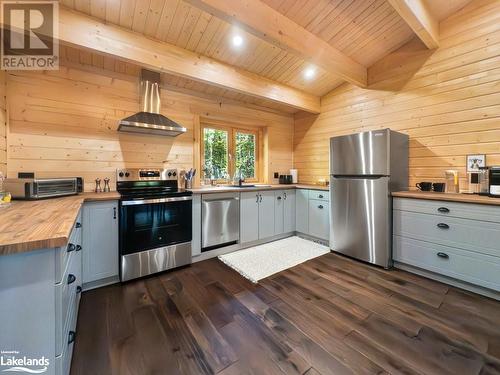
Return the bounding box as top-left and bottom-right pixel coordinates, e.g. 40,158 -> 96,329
121,196 -> 192,205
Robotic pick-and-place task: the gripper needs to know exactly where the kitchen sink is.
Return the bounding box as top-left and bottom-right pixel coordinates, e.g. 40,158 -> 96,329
225,184 -> 271,188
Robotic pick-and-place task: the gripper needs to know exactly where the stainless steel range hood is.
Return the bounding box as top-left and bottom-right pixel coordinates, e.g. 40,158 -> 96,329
118,69 -> 187,137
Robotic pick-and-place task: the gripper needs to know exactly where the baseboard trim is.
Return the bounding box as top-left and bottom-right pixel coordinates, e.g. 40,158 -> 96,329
394,261 -> 500,301
82,275 -> 120,292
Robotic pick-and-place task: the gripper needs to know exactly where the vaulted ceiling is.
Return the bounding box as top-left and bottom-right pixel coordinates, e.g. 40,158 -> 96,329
59,0 -> 472,113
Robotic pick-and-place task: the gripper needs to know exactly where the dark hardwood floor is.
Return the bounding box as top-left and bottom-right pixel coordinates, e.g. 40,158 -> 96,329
71,252 -> 500,375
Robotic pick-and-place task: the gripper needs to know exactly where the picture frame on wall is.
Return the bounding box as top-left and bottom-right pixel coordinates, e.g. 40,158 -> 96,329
466,154 -> 486,172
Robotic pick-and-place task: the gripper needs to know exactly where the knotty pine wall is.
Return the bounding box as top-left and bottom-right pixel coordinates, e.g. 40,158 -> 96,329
5,62 -> 294,191
294,0 -> 500,188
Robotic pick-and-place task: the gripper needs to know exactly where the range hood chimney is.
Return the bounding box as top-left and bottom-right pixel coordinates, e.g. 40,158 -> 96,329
118,69 -> 187,137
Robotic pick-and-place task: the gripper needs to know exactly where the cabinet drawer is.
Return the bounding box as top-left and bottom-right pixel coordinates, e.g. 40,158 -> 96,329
308,200 -> 329,240
393,236 -> 500,291
55,212 -> 82,283
393,210 -> 500,258
55,288 -> 80,375
55,249 -> 82,356
394,197 -> 500,223
308,190 -> 329,201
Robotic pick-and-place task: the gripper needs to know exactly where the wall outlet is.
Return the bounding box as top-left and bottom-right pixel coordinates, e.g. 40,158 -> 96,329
274,172 -> 279,178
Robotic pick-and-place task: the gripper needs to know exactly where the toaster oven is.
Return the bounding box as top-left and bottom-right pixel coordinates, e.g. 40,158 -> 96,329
3,177 -> 83,200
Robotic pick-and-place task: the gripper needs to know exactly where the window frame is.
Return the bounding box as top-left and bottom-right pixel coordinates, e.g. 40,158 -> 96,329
200,122 -> 261,183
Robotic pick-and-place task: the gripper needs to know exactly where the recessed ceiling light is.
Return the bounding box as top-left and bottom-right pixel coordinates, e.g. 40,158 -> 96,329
303,66 -> 316,80
232,35 -> 244,48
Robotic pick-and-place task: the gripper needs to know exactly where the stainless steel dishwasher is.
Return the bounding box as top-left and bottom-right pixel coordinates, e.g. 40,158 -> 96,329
202,192 -> 240,251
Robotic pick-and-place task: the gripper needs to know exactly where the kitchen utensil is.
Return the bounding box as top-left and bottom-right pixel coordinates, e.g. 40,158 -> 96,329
445,170 -> 459,193
416,181 -> 432,191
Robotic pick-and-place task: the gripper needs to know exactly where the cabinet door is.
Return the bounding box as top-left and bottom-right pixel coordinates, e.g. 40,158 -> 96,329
283,190 -> 296,233
309,200 -> 329,240
82,201 -> 119,284
240,192 -> 259,243
274,190 -> 284,235
296,189 -> 309,234
259,191 -> 276,239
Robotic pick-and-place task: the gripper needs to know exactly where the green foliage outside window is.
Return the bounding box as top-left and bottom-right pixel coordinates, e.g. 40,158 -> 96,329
202,127 -> 257,181
235,132 -> 255,179
203,128 -> 228,179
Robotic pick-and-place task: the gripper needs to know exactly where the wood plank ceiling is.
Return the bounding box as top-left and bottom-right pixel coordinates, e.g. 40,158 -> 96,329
60,0 -> 472,113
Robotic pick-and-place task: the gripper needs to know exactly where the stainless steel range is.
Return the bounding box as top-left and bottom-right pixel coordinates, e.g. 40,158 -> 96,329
116,168 -> 193,281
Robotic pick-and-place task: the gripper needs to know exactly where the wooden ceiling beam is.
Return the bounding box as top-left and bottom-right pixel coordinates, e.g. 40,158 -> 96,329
55,8 -> 320,113
184,0 -> 367,87
387,0 -> 439,49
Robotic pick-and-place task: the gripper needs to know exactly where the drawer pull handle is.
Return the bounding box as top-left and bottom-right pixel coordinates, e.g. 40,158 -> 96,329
76,286 -> 82,294
76,245 -> 82,252
67,243 -> 76,253
438,207 -> 450,213
318,194 -> 324,199
284,192 -> 287,200
75,222 -> 82,228
277,196 -> 282,200
318,205 -> 324,209
67,274 -> 76,285
437,252 -> 449,259
256,194 -> 259,203
437,223 -> 449,229
68,331 -> 77,345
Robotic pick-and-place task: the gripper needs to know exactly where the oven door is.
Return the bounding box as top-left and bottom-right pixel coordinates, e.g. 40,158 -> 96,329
119,196 -> 192,255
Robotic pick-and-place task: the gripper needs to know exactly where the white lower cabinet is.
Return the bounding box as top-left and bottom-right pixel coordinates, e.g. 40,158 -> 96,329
240,192 -> 260,243
82,201 -> 119,287
258,191 -> 276,239
309,200 -> 329,240
393,197 -> 500,294
283,190 -> 296,233
296,189 -> 330,241
274,191 -> 284,234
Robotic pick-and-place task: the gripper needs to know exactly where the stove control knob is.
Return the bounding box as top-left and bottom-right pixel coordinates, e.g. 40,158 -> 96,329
172,171 -> 177,177
119,172 -> 124,177
125,172 -> 130,177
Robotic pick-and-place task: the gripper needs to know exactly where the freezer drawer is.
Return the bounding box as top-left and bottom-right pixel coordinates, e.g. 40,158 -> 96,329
202,193 -> 240,250
330,176 -> 391,268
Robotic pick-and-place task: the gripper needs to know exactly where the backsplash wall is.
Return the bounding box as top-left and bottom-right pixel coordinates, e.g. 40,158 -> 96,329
294,0 -> 500,188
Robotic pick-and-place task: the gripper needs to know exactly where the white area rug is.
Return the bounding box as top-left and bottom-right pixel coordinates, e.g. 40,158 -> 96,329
218,236 -> 330,283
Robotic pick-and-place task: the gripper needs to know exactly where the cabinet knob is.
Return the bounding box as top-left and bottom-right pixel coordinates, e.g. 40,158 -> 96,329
76,286 -> 82,294
319,194 -> 324,199
437,252 -> 449,259
67,274 -> 76,285
68,330 -> 77,344
277,196 -> 282,200
437,223 -> 449,229
76,245 -> 82,252
438,207 -> 450,213
75,222 -> 82,228
318,205 -> 324,209
67,243 -> 76,253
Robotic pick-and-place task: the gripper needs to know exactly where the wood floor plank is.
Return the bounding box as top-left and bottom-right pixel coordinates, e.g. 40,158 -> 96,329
72,252 -> 500,375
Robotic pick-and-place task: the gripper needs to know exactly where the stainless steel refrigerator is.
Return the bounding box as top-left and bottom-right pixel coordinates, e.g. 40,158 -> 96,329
329,129 -> 408,268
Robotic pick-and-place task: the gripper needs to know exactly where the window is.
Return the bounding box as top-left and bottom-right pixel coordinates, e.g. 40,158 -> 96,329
201,124 -> 259,182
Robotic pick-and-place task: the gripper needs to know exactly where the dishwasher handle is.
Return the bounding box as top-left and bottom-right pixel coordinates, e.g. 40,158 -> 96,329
203,197 -> 240,202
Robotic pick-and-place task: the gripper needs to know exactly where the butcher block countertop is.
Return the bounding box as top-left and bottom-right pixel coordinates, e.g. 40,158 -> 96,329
0,192 -> 120,256
189,184 -> 329,194
393,191 -> 500,206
